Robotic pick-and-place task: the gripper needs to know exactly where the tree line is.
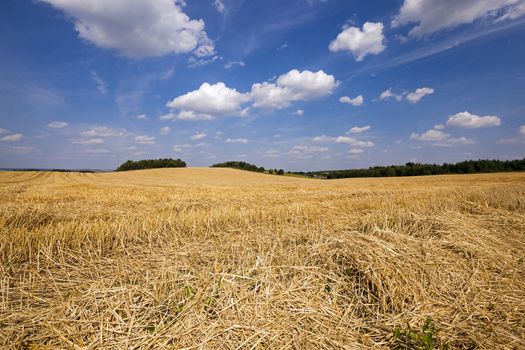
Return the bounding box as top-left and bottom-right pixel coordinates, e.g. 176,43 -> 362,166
116,158 -> 186,171
211,161 -> 285,175
293,158 -> 525,179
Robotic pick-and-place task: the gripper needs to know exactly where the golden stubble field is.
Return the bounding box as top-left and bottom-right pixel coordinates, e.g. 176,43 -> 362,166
1,168 -> 524,349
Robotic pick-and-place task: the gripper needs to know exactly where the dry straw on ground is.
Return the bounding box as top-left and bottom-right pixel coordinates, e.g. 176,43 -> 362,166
0,168 -> 524,349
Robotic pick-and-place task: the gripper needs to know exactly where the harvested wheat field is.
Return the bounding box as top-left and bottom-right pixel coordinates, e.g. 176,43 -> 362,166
1,168 -> 524,349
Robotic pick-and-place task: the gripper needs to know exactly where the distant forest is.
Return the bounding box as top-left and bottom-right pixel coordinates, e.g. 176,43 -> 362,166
116,158 -> 186,171
211,161 -> 265,172
293,158 -> 525,179
211,161 -> 285,175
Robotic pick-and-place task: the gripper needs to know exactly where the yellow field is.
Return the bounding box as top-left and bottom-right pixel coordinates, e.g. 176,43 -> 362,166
1,169 -> 524,349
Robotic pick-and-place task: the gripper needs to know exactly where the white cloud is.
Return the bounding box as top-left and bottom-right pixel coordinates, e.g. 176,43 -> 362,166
347,125 -> 371,134
90,70 -> 107,95
406,87 -> 434,103
11,146 -> 34,154
446,111 -> 501,128
339,95 -> 364,106
433,124 -> 445,130
251,69 -> 338,109
262,149 -> 280,157
225,138 -> 248,144
135,114 -> 148,120
40,0 -> 215,57
379,88 -> 404,101
85,148 -> 110,154
163,69 -> 338,118
314,134 -> 374,147
167,82 -> 249,119
173,143 -> 192,153
0,133 -> 23,142
410,129 -> 450,141
379,87 -> 433,103
187,54 -> 220,68
495,2 -> 525,22
329,22 -> 386,61
190,133 -> 207,141
135,135 -> 155,144
224,61 -> 245,69
445,137 -> 476,145
72,138 -> 104,144
0,128 -> 8,134
335,136 -> 375,148
288,144 -> 329,158
349,148 -> 364,154
213,0 -> 225,14
160,126 -> 171,135
48,121 -> 69,129
520,125 -> 525,135
392,0 -> 525,37
293,109 -> 305,116
159,111 -> 214,121
82,126 -> 128,137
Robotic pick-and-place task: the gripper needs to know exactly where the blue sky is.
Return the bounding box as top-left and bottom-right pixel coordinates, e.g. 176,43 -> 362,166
1,0 -> 524,171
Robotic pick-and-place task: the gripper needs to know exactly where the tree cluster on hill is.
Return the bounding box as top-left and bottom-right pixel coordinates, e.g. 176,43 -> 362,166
116,158 -> 186,171
211,161 -> 266,173
293,158 -> 525,179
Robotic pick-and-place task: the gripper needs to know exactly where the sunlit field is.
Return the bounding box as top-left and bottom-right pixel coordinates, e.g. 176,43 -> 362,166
1,169 -> 524,349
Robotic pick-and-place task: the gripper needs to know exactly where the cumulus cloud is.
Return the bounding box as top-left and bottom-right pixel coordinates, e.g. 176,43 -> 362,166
520,125 -> 525,135
406,87 -> 434,103
0,128 -> 8,134
410,129 -> 476,146
446,111 -> 501,128
225,138 -> 248,144
314,134 -> 374,148
348,148 -> 364,154
39,0 -> 215,57
379,88 -> 404,101
251,69 -> 338,109
48,121 -> 69,129
135,114 -> 148,120
433,124 -> 445,130
190,133 -> 207,141
160,126 -> 171,135
335,136 -> 375,148
339,95 -> 364,106
288,144 -> 329,158
173,143 -> 192,153
81,126 -> 129,137
72,138 -> 104,144
262,149 -> 280,158
379,87 -> 433,103
329,22 -> 386,61
135,135 -> 155,144
410,129 -> 450,141
293,109 -> 305,116
347,125 -> 371,134
163,69 -> 338,118
445,137 -> 476,145
392,0 -> 525,37
0,133 -> 23,142
167,82 -> 250,119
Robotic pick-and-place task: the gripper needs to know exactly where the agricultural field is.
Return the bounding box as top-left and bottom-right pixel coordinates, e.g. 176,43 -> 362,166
1,169 -> 524,349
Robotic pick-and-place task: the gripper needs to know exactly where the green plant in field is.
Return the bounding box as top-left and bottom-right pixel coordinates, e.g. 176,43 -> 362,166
392,317 -> 449,350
